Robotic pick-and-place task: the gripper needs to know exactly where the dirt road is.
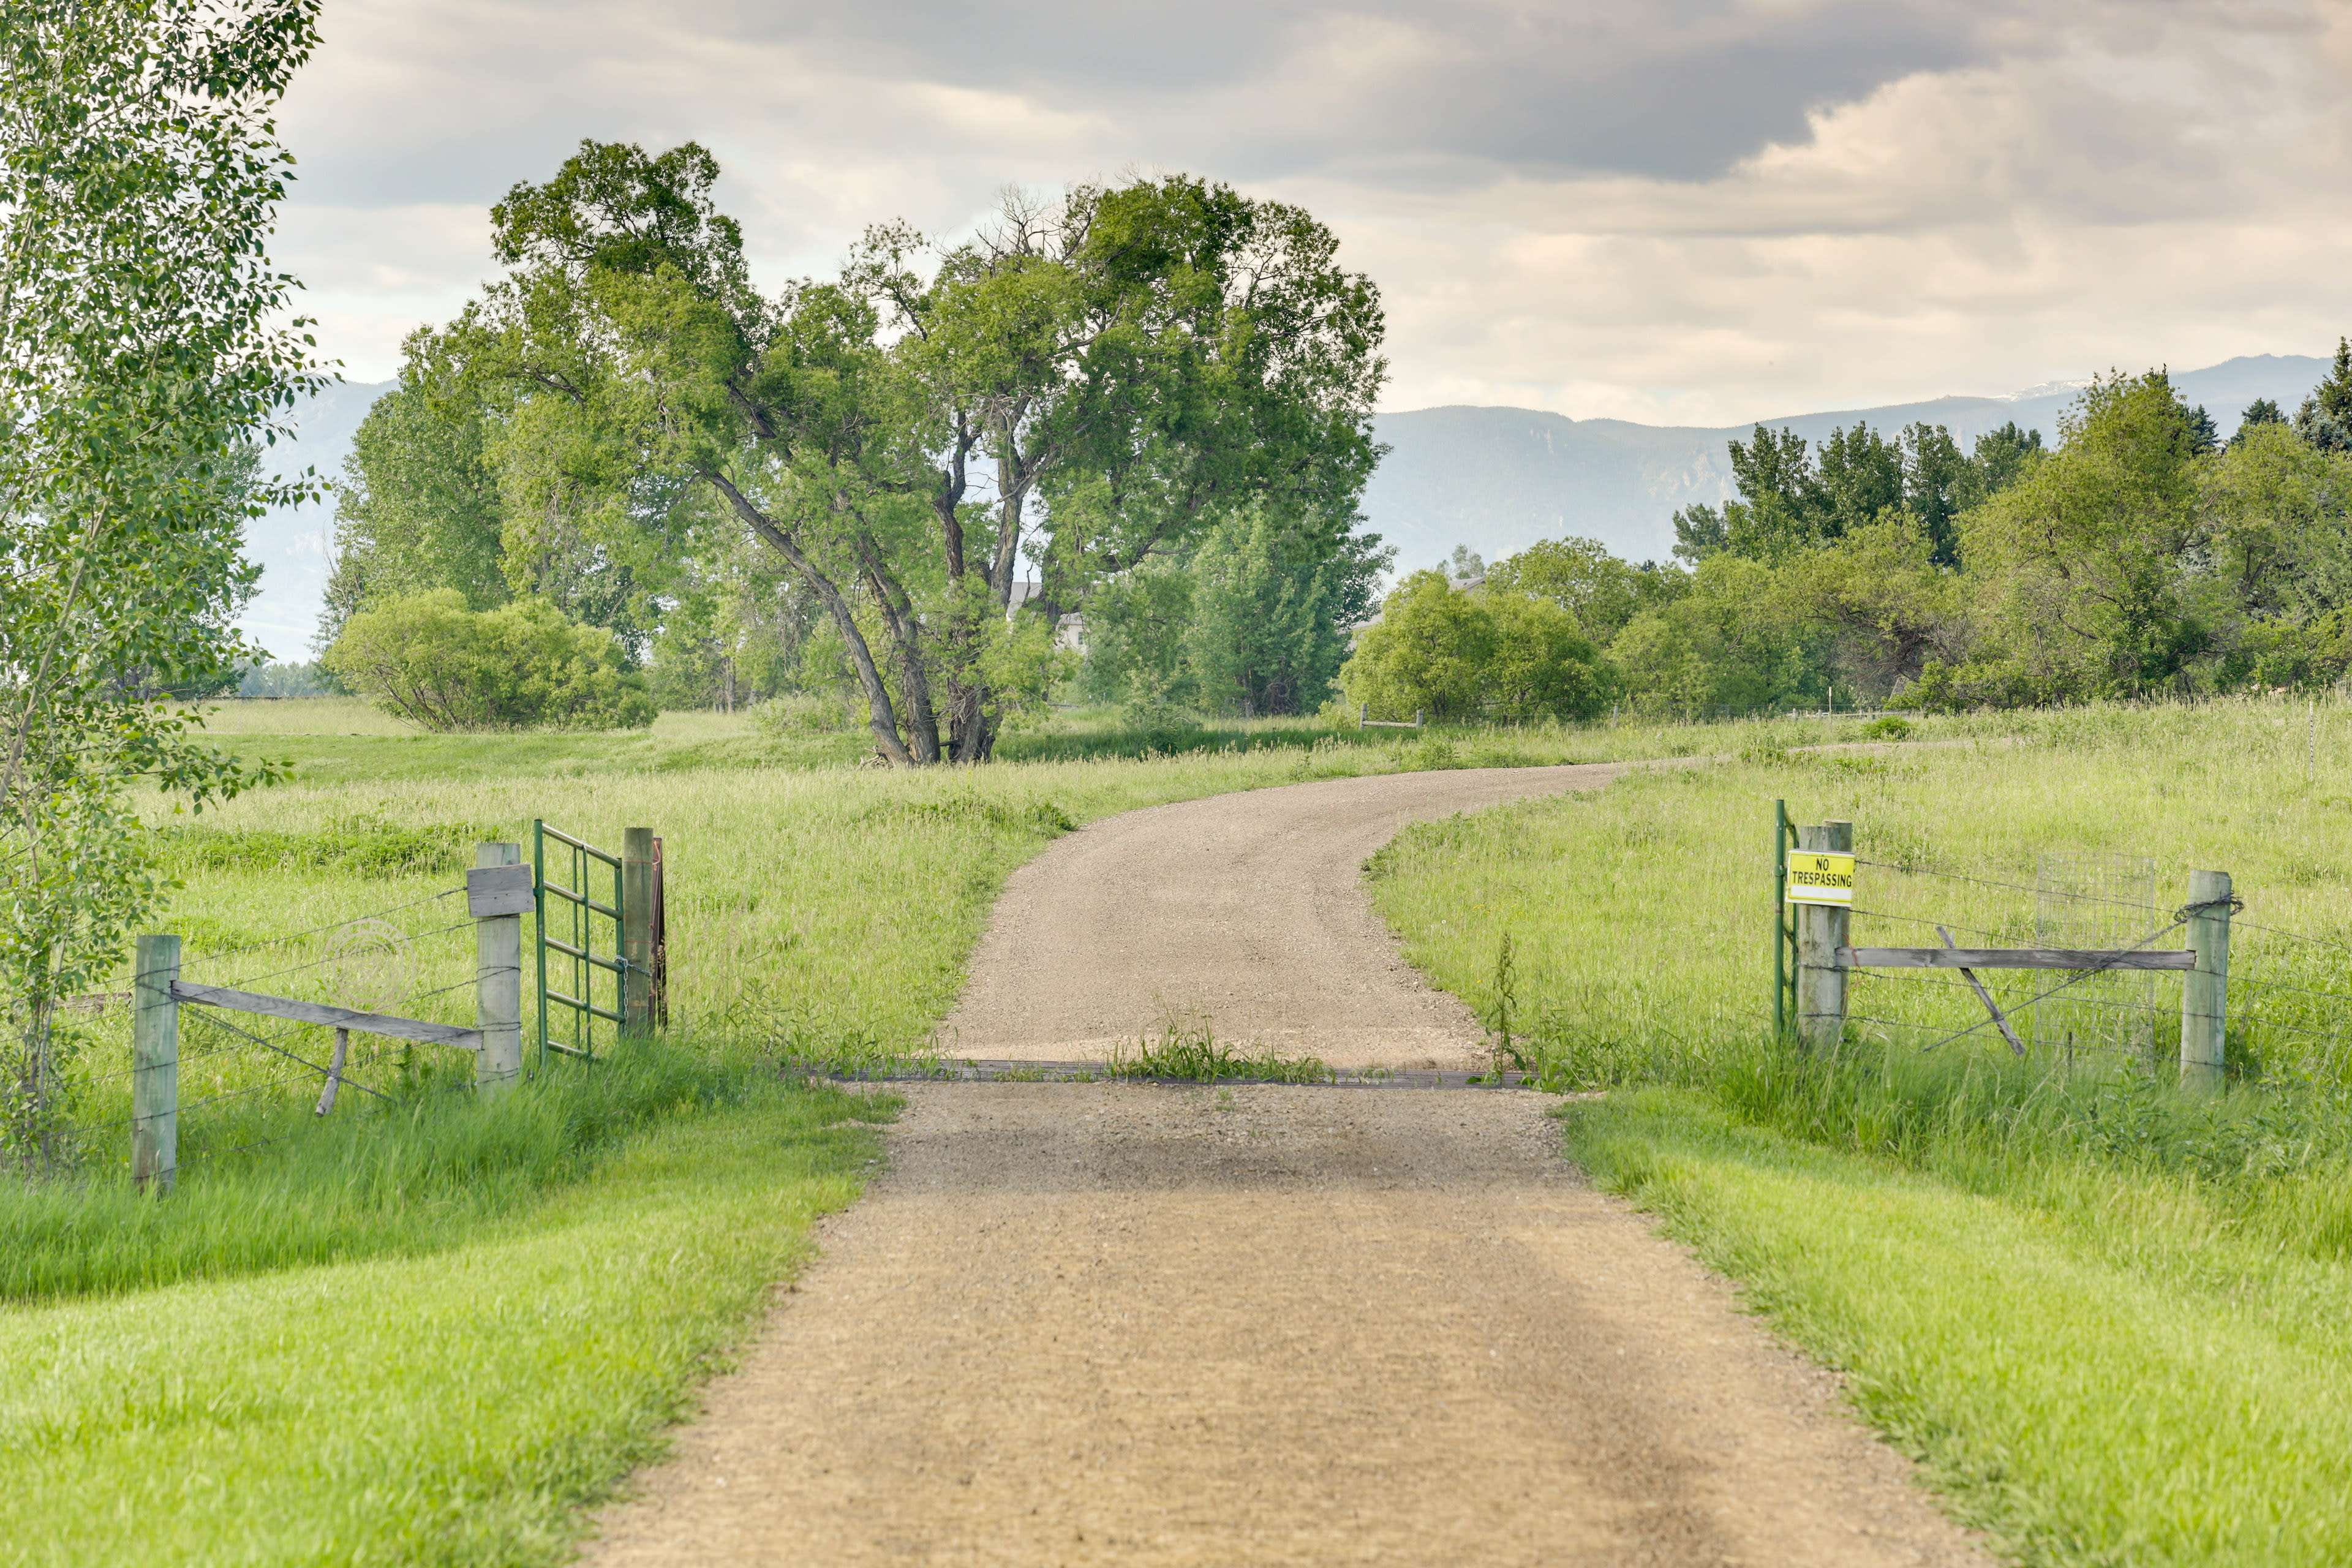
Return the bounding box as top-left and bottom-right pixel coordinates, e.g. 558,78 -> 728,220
583,765 -> 1988,1565
945,763 -> 1629,1069
586,1085 -> 1984,1566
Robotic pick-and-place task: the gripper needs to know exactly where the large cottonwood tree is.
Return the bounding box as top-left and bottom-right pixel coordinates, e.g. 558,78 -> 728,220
420,141 -> 1387,763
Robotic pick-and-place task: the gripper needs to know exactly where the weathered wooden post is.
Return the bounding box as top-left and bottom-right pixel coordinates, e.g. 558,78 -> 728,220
1772,800 -> 1792,1038
621,826 -> 656,1039
1793,821 -> 1853,1054
1359,702 -> 1367,731
2181,868 -> 2232,1090
132,934 -> 179,1192
470,841 -> 530,1089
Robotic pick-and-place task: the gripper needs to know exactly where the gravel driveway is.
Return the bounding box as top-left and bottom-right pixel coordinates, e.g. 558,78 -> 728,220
583,766 -> 1988,1566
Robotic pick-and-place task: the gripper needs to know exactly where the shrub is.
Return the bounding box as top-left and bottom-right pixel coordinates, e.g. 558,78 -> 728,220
1341,573 -> 1610,722
325,590 -> 655,731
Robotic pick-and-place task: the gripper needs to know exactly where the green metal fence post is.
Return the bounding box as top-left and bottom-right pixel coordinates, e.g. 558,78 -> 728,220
532,820 -> 549,1074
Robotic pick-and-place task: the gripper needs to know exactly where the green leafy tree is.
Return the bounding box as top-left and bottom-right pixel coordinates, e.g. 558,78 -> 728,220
1485,535 -> 1683,640
1719,425 -> 1826,559
1077,562 -> 1196,707
319,378 -> 508,646
1,0 -> 320,1158
1482,594 -> 1610,720
1340,571 -> 1494,719
1184,510 -> 1374,716
2199,419 -> 2352,622
325,591 -> 654,732
1713,421 -> 1902,560
1899,423 -> 1968,566
1815,424 -> 1905,537
1956,372 -> 2215,699
1338,571 -> 1605,722
434,145 -> 1384,764
1608,557 -> 1826,715
1953,420 -> 2046,514
1670,502 -> 1727,564
1780,516 -> 1964,698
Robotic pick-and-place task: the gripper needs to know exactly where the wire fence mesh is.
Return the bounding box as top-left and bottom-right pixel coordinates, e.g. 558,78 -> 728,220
2034,853 -> 2158,1068
1844,848 -> 2352,1082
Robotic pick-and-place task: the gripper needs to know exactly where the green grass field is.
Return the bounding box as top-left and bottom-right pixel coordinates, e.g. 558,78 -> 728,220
5,1075 -> 887,1566
1368,695 -> 2352,1566
28,692 -> 2352,1564
26,695 -> 1918,1565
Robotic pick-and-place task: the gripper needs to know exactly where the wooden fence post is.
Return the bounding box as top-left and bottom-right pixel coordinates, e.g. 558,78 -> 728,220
475,842 -> 526,1089
1795,821 -> 1852,1054
2181,868 -> 2232,1089
621,826 -> 655,1039
132,934 -> 179,1192
1772,800 -> 1791,1038
1359,702 -> 1367,731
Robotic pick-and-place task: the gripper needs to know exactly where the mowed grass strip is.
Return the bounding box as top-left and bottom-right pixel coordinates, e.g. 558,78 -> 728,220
1570,1093 -> 2352,1567
2,1082 -> 886,1567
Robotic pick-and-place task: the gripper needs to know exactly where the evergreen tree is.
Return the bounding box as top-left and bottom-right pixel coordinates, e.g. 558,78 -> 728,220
2296,338 -> 2352,454
2234,398 -> 2286,447
2184,404 -> 2220,456
1899,423 -> 1967,566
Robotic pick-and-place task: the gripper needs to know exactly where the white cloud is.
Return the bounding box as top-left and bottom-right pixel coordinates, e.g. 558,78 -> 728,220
268,0 -> 2352,411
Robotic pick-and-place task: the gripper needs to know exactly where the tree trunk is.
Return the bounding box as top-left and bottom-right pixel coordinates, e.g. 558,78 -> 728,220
707,473 -> 915,765
852,532 -> 941,764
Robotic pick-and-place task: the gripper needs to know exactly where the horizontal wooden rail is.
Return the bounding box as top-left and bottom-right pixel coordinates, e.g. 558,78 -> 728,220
171,981 -> 484,1049
1839,948 -> 2195,971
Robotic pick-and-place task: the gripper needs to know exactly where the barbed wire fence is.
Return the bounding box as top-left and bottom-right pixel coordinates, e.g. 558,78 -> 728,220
33,886 -> 495,1183
1826,848 -> 2352,1082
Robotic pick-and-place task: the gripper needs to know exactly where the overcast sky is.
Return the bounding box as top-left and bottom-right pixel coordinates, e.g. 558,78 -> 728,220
273,0 -> 2352,427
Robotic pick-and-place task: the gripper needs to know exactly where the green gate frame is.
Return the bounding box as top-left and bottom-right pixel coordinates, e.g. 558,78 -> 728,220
534,820 -> 625,1066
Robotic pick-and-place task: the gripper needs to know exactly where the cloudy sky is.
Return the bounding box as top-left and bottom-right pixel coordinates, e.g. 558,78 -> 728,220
274,0 -> 2352,428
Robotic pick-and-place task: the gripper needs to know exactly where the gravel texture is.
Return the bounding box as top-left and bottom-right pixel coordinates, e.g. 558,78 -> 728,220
583,1084 -> 1988,1567
582,764 -> 1991,1566
943,764 -> 1629,1069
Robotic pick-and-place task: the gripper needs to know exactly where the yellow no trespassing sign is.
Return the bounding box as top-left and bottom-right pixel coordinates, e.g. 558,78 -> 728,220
1785,852 -> 1855,906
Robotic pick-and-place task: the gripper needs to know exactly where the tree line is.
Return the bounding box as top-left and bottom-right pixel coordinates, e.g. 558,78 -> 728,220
1348,352 -> 2352,718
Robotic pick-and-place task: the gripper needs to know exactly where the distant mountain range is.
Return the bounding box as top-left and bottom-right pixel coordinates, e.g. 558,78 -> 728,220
1360,353 -> 2334,576
236,353 -> 2337,656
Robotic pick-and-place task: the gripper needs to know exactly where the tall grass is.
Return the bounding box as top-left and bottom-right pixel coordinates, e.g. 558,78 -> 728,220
1,1040 -> 839,1302
3,1086 -> 886,1566
1370,693 -> 2352,1564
